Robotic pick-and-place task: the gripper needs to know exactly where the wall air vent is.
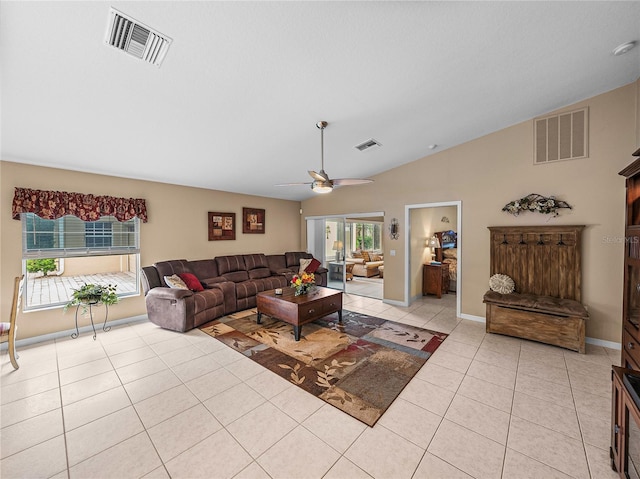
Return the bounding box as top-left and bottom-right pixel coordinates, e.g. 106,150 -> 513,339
534,107 -> 588,165
105,8 -> 172,67
355,138 -> 382,152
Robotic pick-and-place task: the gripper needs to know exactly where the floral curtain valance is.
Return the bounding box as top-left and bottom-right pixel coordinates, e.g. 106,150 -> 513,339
12,187 -> 148,223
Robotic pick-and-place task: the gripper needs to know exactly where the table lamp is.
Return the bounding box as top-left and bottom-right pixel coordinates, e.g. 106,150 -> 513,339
427,235 -> 441,262
333,240 -> 344,262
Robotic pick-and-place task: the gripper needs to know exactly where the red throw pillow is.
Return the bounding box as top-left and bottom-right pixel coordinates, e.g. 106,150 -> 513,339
178,273 -> 204,292
305,258 -> 321,273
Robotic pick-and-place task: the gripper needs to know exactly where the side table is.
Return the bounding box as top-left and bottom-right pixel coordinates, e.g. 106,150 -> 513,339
423,263 -> 449,298
328,262 -> 345,281
72,302 -> 111,340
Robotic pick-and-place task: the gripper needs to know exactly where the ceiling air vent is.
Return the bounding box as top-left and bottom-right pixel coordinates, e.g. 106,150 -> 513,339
105,8 -> 172,67
355,138 -> 382,152
534,107 -> 588,165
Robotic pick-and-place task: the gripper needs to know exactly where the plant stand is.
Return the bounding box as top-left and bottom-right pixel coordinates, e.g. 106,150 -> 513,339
72,302 -> 111,340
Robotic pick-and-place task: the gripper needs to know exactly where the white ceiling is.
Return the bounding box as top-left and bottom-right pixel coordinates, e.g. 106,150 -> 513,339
2,1 -> 639,201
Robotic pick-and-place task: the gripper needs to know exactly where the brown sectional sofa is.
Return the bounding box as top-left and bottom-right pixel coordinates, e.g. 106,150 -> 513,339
141,252 -> 327,332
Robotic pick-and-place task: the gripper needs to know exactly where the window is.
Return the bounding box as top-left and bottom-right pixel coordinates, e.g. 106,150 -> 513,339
21,213 -> 140,310
350,221 -> 382,251
85,221 -> 113,248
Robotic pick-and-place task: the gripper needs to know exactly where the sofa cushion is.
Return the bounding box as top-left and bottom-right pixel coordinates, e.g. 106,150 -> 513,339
193,289 -> 224,315
248,268 -> 271,280
243,254 -> 269,270
361,251 -> 372,262
266,254 -> 287,273
222,271 -> 250,283
299,258 -> 313,274
155,260 -> 192,286
260,275 -> 289,290
305,258 -> 321,273
242,254 -> 271,280
141,266 -> 162,295
164,274 -> 189,290
285,251 -> 312,268
178,273 -> 204,292
187,259 -> 219,280
235,280 -> 260,300
216,255 -> 247,275
483,291 -> 588,317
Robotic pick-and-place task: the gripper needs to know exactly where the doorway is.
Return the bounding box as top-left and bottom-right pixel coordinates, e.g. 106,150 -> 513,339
405,201 -> 461,318
306,212 -> 384,299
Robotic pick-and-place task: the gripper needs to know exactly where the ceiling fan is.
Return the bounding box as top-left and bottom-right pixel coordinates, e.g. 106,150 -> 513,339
276,121 -> 373,194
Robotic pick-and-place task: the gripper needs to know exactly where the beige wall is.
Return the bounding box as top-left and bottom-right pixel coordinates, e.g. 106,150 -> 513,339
1,162 -> 301,339
302,81 -> 640,343
409,206 -> 457,298
3,80 -> 638,343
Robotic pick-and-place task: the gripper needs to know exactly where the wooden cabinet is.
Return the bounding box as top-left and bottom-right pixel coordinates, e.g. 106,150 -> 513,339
620,149 -> 640,370
423,264 -> 449,298
611,366 -> 624,475
611,366 -> 640,477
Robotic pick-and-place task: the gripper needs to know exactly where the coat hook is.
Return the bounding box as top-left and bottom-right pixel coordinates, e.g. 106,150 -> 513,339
557,234 -> 566,246
519,234 -> 526,245
537,235 -> 545,245
501,234 -> 508,245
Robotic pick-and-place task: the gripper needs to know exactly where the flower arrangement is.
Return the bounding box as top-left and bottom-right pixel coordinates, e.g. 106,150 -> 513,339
502,193 -> 572,217
291,272 -> 315,296
65,283 -> 118,314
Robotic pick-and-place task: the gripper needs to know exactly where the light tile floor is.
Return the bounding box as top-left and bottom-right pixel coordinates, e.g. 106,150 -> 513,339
327,276 -> 383,300
0,292 -> 619,479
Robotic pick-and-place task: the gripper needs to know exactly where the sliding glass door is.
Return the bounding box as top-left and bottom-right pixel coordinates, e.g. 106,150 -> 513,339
306,217 -> 347,291
306,212 -> 385,300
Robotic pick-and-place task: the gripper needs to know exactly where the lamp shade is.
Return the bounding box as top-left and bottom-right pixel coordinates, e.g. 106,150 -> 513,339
333,240 -> 343,250
427,236 -> 441,248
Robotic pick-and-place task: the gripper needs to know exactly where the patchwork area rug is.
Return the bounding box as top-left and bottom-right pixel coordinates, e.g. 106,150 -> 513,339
199,309 -> 447,426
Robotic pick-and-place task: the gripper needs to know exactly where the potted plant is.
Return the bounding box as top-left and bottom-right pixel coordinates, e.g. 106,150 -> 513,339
65,283 -> 118,314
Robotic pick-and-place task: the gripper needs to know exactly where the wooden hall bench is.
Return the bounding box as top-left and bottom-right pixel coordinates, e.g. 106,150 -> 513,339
483,225 -> 588,353
483,291 -> 588,353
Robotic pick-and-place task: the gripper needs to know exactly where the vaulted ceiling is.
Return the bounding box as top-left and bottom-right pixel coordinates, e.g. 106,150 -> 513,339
2,1 -> 639,201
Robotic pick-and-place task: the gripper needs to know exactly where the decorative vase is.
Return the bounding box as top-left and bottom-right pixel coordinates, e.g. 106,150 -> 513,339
294,284 -> 312,296
291,272 -> 316,296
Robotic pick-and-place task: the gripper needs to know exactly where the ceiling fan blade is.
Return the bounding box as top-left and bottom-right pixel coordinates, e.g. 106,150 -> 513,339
308,169 -> 329,182
332,178 -> 374,186
275,182 -> 312,187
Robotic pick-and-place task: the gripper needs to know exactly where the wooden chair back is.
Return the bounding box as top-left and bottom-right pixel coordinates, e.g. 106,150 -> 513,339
2,275 -> 24,370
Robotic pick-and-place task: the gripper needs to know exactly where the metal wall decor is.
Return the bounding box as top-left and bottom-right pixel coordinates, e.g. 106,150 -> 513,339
502,193 -> 572,217
389,218 -> 399,239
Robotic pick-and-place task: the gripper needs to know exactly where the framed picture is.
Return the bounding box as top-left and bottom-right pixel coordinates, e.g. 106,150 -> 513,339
242,207 -> 265,234
208,212 -> 236,241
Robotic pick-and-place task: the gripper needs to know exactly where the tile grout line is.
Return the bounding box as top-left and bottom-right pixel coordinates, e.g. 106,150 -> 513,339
412,315 -> 479,478
55,337 -> 72,479
500,335 -> 521,479
3,308 -> 615,479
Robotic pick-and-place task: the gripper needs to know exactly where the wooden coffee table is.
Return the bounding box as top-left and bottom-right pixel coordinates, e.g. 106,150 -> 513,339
256,286 -> 343,341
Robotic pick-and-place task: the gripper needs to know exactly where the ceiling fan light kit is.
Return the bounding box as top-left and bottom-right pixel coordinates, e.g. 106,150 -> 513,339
312,181 -> 333,194
276,121 -> 373,194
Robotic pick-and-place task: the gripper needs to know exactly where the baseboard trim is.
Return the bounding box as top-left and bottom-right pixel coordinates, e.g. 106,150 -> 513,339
1,315 -> 148,351
460,313 -> 486,323
382,298 -> 407,307
585,337 -> 621,350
